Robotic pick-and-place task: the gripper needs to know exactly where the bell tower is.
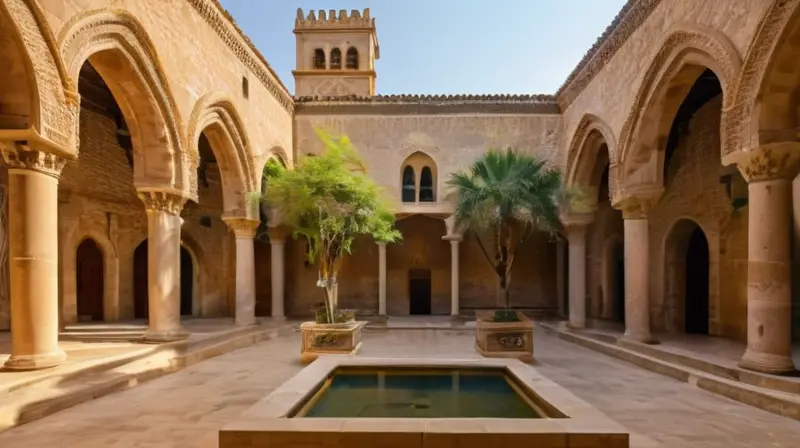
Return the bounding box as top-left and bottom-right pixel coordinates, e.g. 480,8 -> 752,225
293,8 -> 379,97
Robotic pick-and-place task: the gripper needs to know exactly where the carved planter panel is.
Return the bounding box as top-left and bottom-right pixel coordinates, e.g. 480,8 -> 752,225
475,311 -> 534,363
299,321 -> 366,364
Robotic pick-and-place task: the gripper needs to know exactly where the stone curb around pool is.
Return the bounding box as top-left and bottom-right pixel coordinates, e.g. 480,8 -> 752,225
539,323 -> 800,422
0,324 -> 296,433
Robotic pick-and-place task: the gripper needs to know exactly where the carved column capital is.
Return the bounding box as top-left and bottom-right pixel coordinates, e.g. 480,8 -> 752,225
561,211 -> 595,231
137,190 -> 186,216
725,143 -> 800,183
612,185 -> 663,220
223,217 -> 260,238
0,142 -> 69,178
443,214 -> 463,240
267,225 -> 288,243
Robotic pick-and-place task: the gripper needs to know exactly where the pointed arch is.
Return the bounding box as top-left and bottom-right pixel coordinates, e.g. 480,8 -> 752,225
400,151 -> 438,203
58,10 -> 189,196
616,25 -> 742,192
188,93 -> 255,214
0,0 -> 78,154
565,113 -> 617,188
724,0 -> 800,159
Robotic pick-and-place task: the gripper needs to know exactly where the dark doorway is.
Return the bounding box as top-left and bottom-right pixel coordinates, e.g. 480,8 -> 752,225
76,239 -> 104,321
409,269 -> 432,315
134,241 -> 148,319
685,227 -> 710,334
614,243 -> 626,323
180,247 -> 193,316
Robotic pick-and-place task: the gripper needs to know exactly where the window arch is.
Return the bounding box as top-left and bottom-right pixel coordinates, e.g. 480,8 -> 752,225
346,47 -> 359,70
419,167 -> 434,202
330,48 -> 342,69
402,166 -> 416,203
313,49 -> 326,69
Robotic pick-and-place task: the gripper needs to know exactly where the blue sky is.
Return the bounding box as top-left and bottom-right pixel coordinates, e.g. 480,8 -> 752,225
219,1 -> 628,95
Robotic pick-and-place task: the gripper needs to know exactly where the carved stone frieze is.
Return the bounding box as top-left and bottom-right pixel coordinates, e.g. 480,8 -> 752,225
223,217 -> 259,238
137,191 -> 186,215
0,142 -> 69,178
556,0 -> 662,109
731,143 -> 800,183
186,0 -> 294,112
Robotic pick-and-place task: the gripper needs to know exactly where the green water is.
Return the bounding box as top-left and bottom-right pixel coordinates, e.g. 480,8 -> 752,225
302,368 -> 540,418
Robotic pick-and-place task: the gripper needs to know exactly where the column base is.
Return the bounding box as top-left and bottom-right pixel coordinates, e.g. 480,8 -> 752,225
3,349 -> 67,371
235,316 -> 257,327
621,332 -> 659,345
567,320 -> 586,330
738,349 -> 796,375
142,328 -> 190,343
270,315 -> 286,321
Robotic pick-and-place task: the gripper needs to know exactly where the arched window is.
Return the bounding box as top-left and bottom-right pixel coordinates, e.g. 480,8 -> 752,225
330,48 -> 342,69
419,167 -> 434,202
402,166 -> 416,203
346,47 -> 359,70
313,49 -> 326,69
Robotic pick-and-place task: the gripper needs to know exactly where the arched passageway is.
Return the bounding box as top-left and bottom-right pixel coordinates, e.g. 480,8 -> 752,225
685,226 -> 710,334
133,241 -> 194,318
665,220 -> 710,335
76,239 -> 104,322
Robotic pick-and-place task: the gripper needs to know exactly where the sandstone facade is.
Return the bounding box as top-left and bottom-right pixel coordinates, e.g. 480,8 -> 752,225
1,0 -> 800,373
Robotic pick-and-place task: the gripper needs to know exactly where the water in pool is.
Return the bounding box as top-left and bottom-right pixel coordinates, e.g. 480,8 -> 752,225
300,368 -> 541,418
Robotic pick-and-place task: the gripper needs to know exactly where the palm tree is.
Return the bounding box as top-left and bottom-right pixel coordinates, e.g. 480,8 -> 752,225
447,149 -> 562,318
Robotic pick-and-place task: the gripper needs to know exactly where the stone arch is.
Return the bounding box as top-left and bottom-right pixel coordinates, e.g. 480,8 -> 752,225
266,146 -> 290,168
0,0 -> 78,153
61,226 -> 119,324
400,151 -> 438,203
565,114 -> 616,207
661,217 -> 718,334
601,233 -> 625,322
616,25 -> 742,194
724,0 -> 800,158
58,9 -> 189,195
188,93 -> 255,215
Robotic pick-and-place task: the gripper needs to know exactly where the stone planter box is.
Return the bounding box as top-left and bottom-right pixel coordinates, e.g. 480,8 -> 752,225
299,320 -> 366,364
475,310 -> 534,363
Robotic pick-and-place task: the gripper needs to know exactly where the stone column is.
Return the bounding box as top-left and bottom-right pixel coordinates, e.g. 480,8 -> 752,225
615,189 -> 661,344
377,242 -> 387,315
224,218 -> 259,327
446,237 -> 461,316
1,146 -> 68,370
556,238 -> 567,317
563,214 -> 593,329
139,191 -> 188,343
268,226 -> 286,319
732,145 -> 800,374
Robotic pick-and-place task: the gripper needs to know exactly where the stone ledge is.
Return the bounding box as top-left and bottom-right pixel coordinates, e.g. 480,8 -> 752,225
0,324 -> 295,433
539,323 -> 800,422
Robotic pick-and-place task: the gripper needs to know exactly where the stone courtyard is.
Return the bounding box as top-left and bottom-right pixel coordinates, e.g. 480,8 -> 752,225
0,328 -> 797,448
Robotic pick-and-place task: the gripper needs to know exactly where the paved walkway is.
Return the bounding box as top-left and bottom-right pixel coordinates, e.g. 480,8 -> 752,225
0,328 -> 798,447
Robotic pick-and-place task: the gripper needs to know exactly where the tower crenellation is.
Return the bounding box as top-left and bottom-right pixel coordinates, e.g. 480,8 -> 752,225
295,8 -> 374,30
293,8 -> 379,98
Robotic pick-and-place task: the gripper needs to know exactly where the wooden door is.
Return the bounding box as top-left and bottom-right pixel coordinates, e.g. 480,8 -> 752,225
76,239 -> 104,321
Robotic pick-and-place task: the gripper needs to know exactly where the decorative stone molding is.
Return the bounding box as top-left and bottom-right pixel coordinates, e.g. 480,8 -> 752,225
565,114 -> 617,189
726,143 -> 800,183
188,93 -> 256,202
616,26 -> 743,170
612,185 -> 663,220
556,0 -> 662,109
58,9 -> 189,196
137,191 -> 186,215
186,0 -> 294,112
295,8 -> 375,30
223,218 -> 260,238
725,0 -> 800,156
3,0 -> 80,152
295,94 -> 559,115
295,93 -> 556,103
0,142 -> 69,178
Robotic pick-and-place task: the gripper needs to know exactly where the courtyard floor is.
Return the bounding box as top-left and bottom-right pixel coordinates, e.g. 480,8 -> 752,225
0,328 -> 798,447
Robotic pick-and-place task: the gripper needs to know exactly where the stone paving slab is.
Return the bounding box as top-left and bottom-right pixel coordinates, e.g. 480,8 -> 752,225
0,328 -> 798,447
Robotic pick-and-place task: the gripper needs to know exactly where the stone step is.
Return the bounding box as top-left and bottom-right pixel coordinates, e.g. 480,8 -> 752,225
579,330 -> 800,396
540,323 -> 800,422
0,325 -> 295,432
